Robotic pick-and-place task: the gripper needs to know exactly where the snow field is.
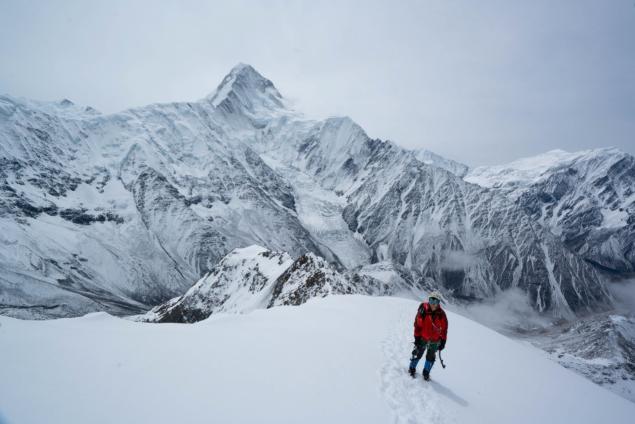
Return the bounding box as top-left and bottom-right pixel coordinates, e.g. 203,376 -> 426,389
1,295 -> 634,424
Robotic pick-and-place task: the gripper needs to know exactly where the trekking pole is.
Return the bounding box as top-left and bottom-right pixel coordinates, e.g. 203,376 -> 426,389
439,351 -> 446,369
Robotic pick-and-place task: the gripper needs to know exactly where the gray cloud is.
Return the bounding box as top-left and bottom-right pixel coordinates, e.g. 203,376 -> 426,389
1,0 -> 633,166
441,250 -> 480,271
607,279 -> 635,314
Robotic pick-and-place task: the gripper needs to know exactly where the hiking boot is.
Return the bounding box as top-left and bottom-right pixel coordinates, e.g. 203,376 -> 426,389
422,369 -> 430,381
408,367 -> 416,378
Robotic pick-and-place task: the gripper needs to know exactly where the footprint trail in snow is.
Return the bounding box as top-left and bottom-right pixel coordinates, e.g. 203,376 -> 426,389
380,311 -> 454,424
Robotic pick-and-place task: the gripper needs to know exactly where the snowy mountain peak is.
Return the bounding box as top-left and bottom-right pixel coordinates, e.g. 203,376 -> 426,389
207,63 -> 285,114
0,94 -> 101,120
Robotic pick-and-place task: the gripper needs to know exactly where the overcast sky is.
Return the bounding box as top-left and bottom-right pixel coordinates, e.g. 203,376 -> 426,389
1,0 -> 633,166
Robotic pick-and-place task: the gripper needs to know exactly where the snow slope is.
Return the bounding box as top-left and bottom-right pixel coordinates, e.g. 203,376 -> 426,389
412,149 -> 469,177
1,295 -> 633,424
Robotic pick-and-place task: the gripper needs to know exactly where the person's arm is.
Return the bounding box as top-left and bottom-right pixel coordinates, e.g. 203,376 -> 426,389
414,304 -> 425,331
442,311 -> 448,340
439,311 -> 448,349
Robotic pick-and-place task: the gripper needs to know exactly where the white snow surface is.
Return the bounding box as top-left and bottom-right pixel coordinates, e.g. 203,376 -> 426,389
412,149 -> 469,177
1,295 -> 633,424
465,149 -> 590,188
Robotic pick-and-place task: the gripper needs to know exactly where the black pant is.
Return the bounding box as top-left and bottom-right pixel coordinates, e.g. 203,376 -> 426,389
410,337 -> 438,366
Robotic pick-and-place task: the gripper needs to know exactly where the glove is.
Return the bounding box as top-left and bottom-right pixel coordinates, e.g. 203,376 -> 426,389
438,339 -> 446,351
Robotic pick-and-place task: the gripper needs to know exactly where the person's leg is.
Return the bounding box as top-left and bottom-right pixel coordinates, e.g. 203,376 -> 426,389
409,337 -> 425,374
422,342 -> 438,380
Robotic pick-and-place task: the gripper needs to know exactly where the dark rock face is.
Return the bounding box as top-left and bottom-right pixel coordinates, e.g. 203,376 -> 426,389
267,254 -> 343,307
58,208 -> 124,225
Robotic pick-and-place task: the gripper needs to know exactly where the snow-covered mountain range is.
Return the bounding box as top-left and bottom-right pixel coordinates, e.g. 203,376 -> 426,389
464,148 -> 635,401
466,148 -> 635,274
1,63 -> 630,320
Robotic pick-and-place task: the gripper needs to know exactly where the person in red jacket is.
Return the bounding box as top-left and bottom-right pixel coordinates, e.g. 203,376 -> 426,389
408,291 -> 448,380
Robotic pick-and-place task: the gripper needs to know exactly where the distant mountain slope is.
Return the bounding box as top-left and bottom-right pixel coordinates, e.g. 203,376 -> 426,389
249,115 -> 610,316
529,312 -> 635,402
466,148 -> 635,273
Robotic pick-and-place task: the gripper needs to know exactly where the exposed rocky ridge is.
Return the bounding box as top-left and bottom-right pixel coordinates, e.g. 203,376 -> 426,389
267,251 -> 390,308
412,149 -> 469,177
139,245 -> 390,323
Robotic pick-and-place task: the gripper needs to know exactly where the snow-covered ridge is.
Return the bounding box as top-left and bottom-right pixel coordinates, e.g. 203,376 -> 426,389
412,148 -> 469,177
138,245 -> 294,322
1,295 -> 634,424
466,147 -> 626,190
138,245 -> 398,323
0,94 -> 101,120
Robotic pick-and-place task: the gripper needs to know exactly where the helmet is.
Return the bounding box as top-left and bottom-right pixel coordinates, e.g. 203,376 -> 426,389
428,290 -> 444,303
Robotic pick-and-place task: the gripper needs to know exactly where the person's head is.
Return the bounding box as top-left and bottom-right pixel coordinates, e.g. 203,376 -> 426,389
429,297 -> 440,310
428,291 -> 443,310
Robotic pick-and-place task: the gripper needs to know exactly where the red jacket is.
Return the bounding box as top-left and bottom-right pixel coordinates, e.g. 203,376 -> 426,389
414,302 -> 448,341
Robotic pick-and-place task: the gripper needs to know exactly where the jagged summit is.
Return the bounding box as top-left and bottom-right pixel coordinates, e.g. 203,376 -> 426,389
207,63 -> 285,115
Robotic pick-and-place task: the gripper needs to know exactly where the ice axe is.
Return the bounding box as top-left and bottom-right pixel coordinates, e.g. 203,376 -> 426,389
439,350 -> 447,369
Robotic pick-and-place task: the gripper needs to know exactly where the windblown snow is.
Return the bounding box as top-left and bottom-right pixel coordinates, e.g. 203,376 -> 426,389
0,296 -> 633,424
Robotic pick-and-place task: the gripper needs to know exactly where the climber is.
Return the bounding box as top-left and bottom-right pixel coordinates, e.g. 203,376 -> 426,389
408,290 -> 448,380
